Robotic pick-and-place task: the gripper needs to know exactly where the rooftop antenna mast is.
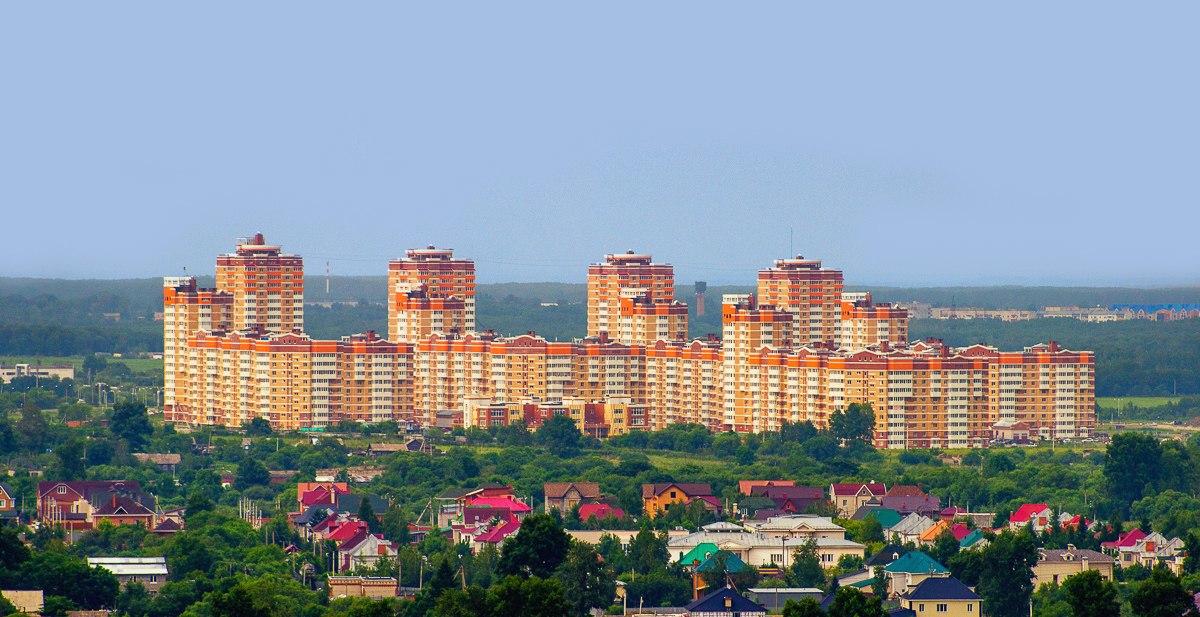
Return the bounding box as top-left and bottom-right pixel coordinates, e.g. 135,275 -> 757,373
326,261 -> 331,296
789,226 -> 794,257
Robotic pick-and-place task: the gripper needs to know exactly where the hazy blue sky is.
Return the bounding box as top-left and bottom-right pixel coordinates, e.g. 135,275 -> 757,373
2,3 -> 1197,286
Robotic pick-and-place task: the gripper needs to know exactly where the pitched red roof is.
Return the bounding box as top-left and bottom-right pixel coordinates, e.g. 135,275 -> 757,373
831,483 -> 887,496
1009,504 -> 1050,525
475,519 -> 521,544
579,503 -> 625,521
886,485 -> 927,498
1102,528 -> 1146,549
326,520 -> 368,542
468,497 -> 531,512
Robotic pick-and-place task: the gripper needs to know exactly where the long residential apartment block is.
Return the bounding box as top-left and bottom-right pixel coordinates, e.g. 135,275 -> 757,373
164,235 -> 1095,447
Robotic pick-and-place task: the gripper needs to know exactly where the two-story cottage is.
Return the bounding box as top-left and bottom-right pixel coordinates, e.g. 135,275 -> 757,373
1032,546 -> 1115,588
0,483 -> 18,524
643,483 -> 720,519
543,482 -> 601,514
337,529 -> 399,573
830,483 -> 887,518
898,577 -> 981,617
37,481 -> 154,531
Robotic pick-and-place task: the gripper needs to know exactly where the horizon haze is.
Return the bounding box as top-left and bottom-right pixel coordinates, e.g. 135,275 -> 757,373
2,3 -> 1198,287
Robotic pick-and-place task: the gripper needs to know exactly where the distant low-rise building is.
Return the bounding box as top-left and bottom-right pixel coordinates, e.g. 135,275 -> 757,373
327,576 -> 398,599
1,590 -> 44,615
0,364 -> 74,384
87,557 -> 169,595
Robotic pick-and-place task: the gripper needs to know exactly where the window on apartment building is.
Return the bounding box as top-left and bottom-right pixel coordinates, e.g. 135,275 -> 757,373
937,605 -> 948,612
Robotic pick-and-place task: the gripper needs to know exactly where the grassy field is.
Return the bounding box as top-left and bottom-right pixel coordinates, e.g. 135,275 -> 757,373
1096,396 -> 1181,410
0,355 -> 163,373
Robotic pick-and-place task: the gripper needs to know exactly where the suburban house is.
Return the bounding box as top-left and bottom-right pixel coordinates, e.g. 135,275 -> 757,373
0,483 -> 18,524
750,485 -> 827,515
327,576 -> 399,599
888,513 -> 936,545
87,557 -> 170,595
543,482 -> 601,514
898,577 -> 981,616
1102,530 -> 1185,572
683,586 -> 767,617
882,552 -> 950,598
36,481 -> 155,531
1007,503 -> 1052,533
295,482 -> 352,512
830,483 -> 887,518
337,529 -> 399,573
132,453 -> 182,475
739,480 -> 796,495
643,483 -> 720,519
1032,546 -> 1115,587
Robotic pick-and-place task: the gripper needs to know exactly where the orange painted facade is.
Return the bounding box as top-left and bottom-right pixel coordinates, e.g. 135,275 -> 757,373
587,252 -> 682,343
166,238 -> 1094,447
388,247 -> 475,342
757,256 -> 844,345
214,233 -> 304,333
839,294 -> 909,349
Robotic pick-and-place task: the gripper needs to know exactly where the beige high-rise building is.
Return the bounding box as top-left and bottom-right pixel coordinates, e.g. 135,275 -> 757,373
839,293 -> 909,350
757,256 -> 844,346
214,233 -> 304,333
645,337 -> 724,431
587,252 -> 681,343
162,277 -> 233,416
722,294 -> 794,433
617,292 -> 689,347
388,247 -> 475,342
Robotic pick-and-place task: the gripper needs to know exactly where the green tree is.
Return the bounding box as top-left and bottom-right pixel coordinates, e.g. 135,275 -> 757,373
358,495 -> 381,534
16,404 -> 48,451
245,417 -> 272,436
110,400 -> 153,451
234,453 -> 270,491
487,575 -> 571,617
975,531 -> 1039,617
1130,566 -> 1197,617
1061,569 -> 1119,617
931,528 -> 961,567
554,541 -> 616,617
627,528 -> 668,575
535,415 -> 582,456
827,587 -> 886,617
622,570 -> 691,607
787,538 -> 825,589
115,581 -> 153,617
55,438 -> 87,481
1105,432 -> 1162,516
829,403 -> 875,444
498,513 -> 570,579
782,597 -> 825,617
432,586 -> 490,617
870,566 -> 888,600
18,551 -> 119,610
382,507 -> 412,545
0,526 -> 30,577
